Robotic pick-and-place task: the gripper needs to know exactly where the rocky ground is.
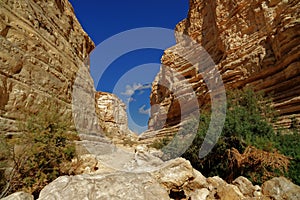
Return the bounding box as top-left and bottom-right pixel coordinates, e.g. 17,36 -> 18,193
3,134 -> 300,200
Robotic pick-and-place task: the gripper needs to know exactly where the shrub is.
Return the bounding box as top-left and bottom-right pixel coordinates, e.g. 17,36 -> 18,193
149,137 -> 171,150
122,137 -> 137,147
273,132 -> 300,185
147,118 -> 199,161
0,103 -> 79,198
182,88 -> 294,184
0,135 -> 12,197
227,146 -> 290,183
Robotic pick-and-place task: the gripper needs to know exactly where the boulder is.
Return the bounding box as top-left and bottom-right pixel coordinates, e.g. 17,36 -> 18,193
233,176 -> 261,197
189,188 -> 210,200
38,173 -> 170,200
206,176 -> 245,200
153,158 -> 195,189
262,177 -> 300,200
1,192 -> 33,200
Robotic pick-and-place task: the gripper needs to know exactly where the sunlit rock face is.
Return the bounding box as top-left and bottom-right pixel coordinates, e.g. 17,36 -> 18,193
95,92 -> 137,144
96,92 -> 128,134
0,0 -> 94,134
141,0 -> 300,143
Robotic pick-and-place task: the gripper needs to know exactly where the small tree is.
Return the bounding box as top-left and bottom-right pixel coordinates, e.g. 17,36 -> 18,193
0,103 -> 79,198
182,88 -> 292,184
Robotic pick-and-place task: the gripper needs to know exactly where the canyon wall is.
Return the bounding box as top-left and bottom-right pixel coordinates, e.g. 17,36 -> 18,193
0,0 -> 94,134
141,0 -> 300,142
95,92 -> 137,144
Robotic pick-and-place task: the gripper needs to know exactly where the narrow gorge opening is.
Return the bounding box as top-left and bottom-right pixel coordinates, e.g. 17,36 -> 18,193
93,49 -> 164,135
69,0 -> 189,136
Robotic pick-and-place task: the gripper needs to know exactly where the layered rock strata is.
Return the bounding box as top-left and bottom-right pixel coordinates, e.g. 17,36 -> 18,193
95,92 -> 137,144
0,0 -> 94,134
141,0 -> 300,143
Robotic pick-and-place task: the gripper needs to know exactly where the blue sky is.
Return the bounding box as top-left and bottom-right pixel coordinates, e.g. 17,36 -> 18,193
69,0 -> 189,133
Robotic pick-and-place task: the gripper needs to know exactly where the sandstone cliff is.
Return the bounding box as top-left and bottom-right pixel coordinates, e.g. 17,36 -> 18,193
95,92 -> 137,144
142,0 -> 300,142
0,0 -> 94,134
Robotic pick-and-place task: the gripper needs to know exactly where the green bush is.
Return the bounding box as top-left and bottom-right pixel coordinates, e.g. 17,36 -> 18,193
273,132 -> 300,185
148,119 -> 199,160
0,135 -> 11,197
149,137 -> 171,150
0,104 -> 79,198
182,88 -> 297,184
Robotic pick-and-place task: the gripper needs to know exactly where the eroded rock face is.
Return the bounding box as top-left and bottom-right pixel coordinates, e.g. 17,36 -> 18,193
142,0 -> 300,142
0,0 -> 94,134
95,92 -> 137,144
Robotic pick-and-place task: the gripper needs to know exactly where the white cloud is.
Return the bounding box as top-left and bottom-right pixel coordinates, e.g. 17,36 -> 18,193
139,83 -> 152,90
121,83 -> 152,97
121,83 -> 143,97
128,97 -> 136,103
138,105 -> 151,116
138,90 -> 145,95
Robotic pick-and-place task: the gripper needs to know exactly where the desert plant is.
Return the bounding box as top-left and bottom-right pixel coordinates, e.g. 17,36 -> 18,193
149,137 -> 171,150
122,137 -> 137,147
227,146 -> 290,183
0,135 -> 12,198
273,132 -> 300,185
182,88 -> 293,184
0,103 -> 79,198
